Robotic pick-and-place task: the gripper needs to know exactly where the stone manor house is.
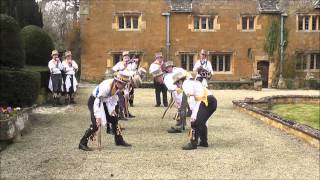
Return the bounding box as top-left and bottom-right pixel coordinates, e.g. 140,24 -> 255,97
79,0 -> 319,88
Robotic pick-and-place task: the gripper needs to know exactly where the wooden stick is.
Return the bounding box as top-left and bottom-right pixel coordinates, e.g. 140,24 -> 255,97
97,125 -> 101,151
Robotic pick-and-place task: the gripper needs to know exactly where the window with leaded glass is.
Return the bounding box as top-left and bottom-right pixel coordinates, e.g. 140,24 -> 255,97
297,15 -> 320,31
242,16 -> 255,31
118,15 -> 140,30
210,54 -> 232,72
193,16 -> 215,31
181,54 -> 194,71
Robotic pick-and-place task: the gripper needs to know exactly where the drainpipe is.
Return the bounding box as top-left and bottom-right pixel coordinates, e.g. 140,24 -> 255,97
278,13 -> 287,88
162,12 -> 170,60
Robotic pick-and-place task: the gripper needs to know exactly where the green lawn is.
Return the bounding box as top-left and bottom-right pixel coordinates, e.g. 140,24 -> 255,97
271,104 -> 320,130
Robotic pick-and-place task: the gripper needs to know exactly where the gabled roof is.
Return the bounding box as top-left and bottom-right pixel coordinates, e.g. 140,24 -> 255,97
258,0 -> 281,14
169,0 -> 192,13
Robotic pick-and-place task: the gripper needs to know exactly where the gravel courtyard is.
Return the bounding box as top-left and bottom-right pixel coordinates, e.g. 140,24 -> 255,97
1,86 -> 319,179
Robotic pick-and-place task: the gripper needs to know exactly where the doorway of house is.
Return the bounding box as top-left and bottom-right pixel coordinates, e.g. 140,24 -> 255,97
257,61 -> 269,88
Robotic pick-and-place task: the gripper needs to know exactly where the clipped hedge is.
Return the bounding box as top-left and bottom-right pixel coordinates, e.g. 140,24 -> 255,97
24,66 -> 50,90
0,14 -> 25,68
0,70 -> 40,107
21,25 -> 54,66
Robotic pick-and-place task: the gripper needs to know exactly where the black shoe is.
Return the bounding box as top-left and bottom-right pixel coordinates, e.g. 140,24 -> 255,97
155,104 -> 160,107
182,142 -> 197,150
128,113 -> 135,118
198,141 -> 208,147
167,127 -> 182,133
65,98 -> 70,105
119,117 -> 128,121
106,126 -> 114,135
130,103 -> 134,107
116,141 -> 132,147
78,143 -> 93,151
163,104 -> 168,107
70,99 -> 76,104
115,135 -> 132,147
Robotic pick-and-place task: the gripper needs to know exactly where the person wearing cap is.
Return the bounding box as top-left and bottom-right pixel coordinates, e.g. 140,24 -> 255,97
193,49 -> 213,87
172,71 -> 217,150
163,61 -> 190,133
62,51 -> 78,104
149,52 -> 168,107
78,71 -> 132,151
48,50 -> 64,106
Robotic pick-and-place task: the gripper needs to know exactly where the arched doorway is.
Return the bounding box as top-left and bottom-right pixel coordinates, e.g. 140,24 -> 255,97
257,61 -> 269,88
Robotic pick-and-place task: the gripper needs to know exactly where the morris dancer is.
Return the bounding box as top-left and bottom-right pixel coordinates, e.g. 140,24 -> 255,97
78,71 -> 132,151
149,52 -> 168,107
193,49 -> 213,87
172,71 -> 217,150
112,51 -> 135,119
62,51 -> 78,104
162,61 -> 191,133
48,50 -> 63,106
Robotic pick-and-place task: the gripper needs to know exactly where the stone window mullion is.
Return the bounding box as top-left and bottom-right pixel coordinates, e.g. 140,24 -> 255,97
206,17 -> 208,30
309,16 -> 311,31
316,16 -> 320,30
223,55 -> 226,71
307,54 -> 311,70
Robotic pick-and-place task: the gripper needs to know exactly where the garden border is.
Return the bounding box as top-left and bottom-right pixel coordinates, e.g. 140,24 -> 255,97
232,95 -> 320,148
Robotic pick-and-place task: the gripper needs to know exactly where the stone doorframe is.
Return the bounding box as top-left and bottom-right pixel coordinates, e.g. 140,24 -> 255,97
254,55 -> 276,88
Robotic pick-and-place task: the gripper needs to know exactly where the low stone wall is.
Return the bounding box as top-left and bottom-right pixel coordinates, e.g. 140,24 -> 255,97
233,95 -> 320,148
140,80 -> 255,89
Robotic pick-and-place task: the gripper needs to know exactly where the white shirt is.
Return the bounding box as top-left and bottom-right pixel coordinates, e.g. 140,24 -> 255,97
193,59 -> 213,78
113,61 -> 138,72
92,79 -> 119,120
62,60 -> 78,75
182,79 -> 212,120
48,59 -> 63,74
149,60 -> 162,74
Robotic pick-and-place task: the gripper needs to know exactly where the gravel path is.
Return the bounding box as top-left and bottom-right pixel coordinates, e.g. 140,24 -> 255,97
1,87 -> 319,179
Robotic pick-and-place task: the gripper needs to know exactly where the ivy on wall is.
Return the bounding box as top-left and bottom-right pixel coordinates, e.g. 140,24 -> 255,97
264,19 -> 279,59
265,17 -> 291,87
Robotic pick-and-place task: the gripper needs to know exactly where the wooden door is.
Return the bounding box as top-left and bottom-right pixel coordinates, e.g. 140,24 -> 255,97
257,61 -> 269,88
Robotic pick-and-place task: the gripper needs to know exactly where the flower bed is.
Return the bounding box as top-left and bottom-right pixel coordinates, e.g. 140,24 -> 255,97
0,106 -> 34,140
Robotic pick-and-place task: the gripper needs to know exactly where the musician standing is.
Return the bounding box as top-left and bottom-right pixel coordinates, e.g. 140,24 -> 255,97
48,50 -> 63,106
193,49 -> 213,87
112,51 -> 135,118
62,51 -> 78,104
149,52 -> 168,107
